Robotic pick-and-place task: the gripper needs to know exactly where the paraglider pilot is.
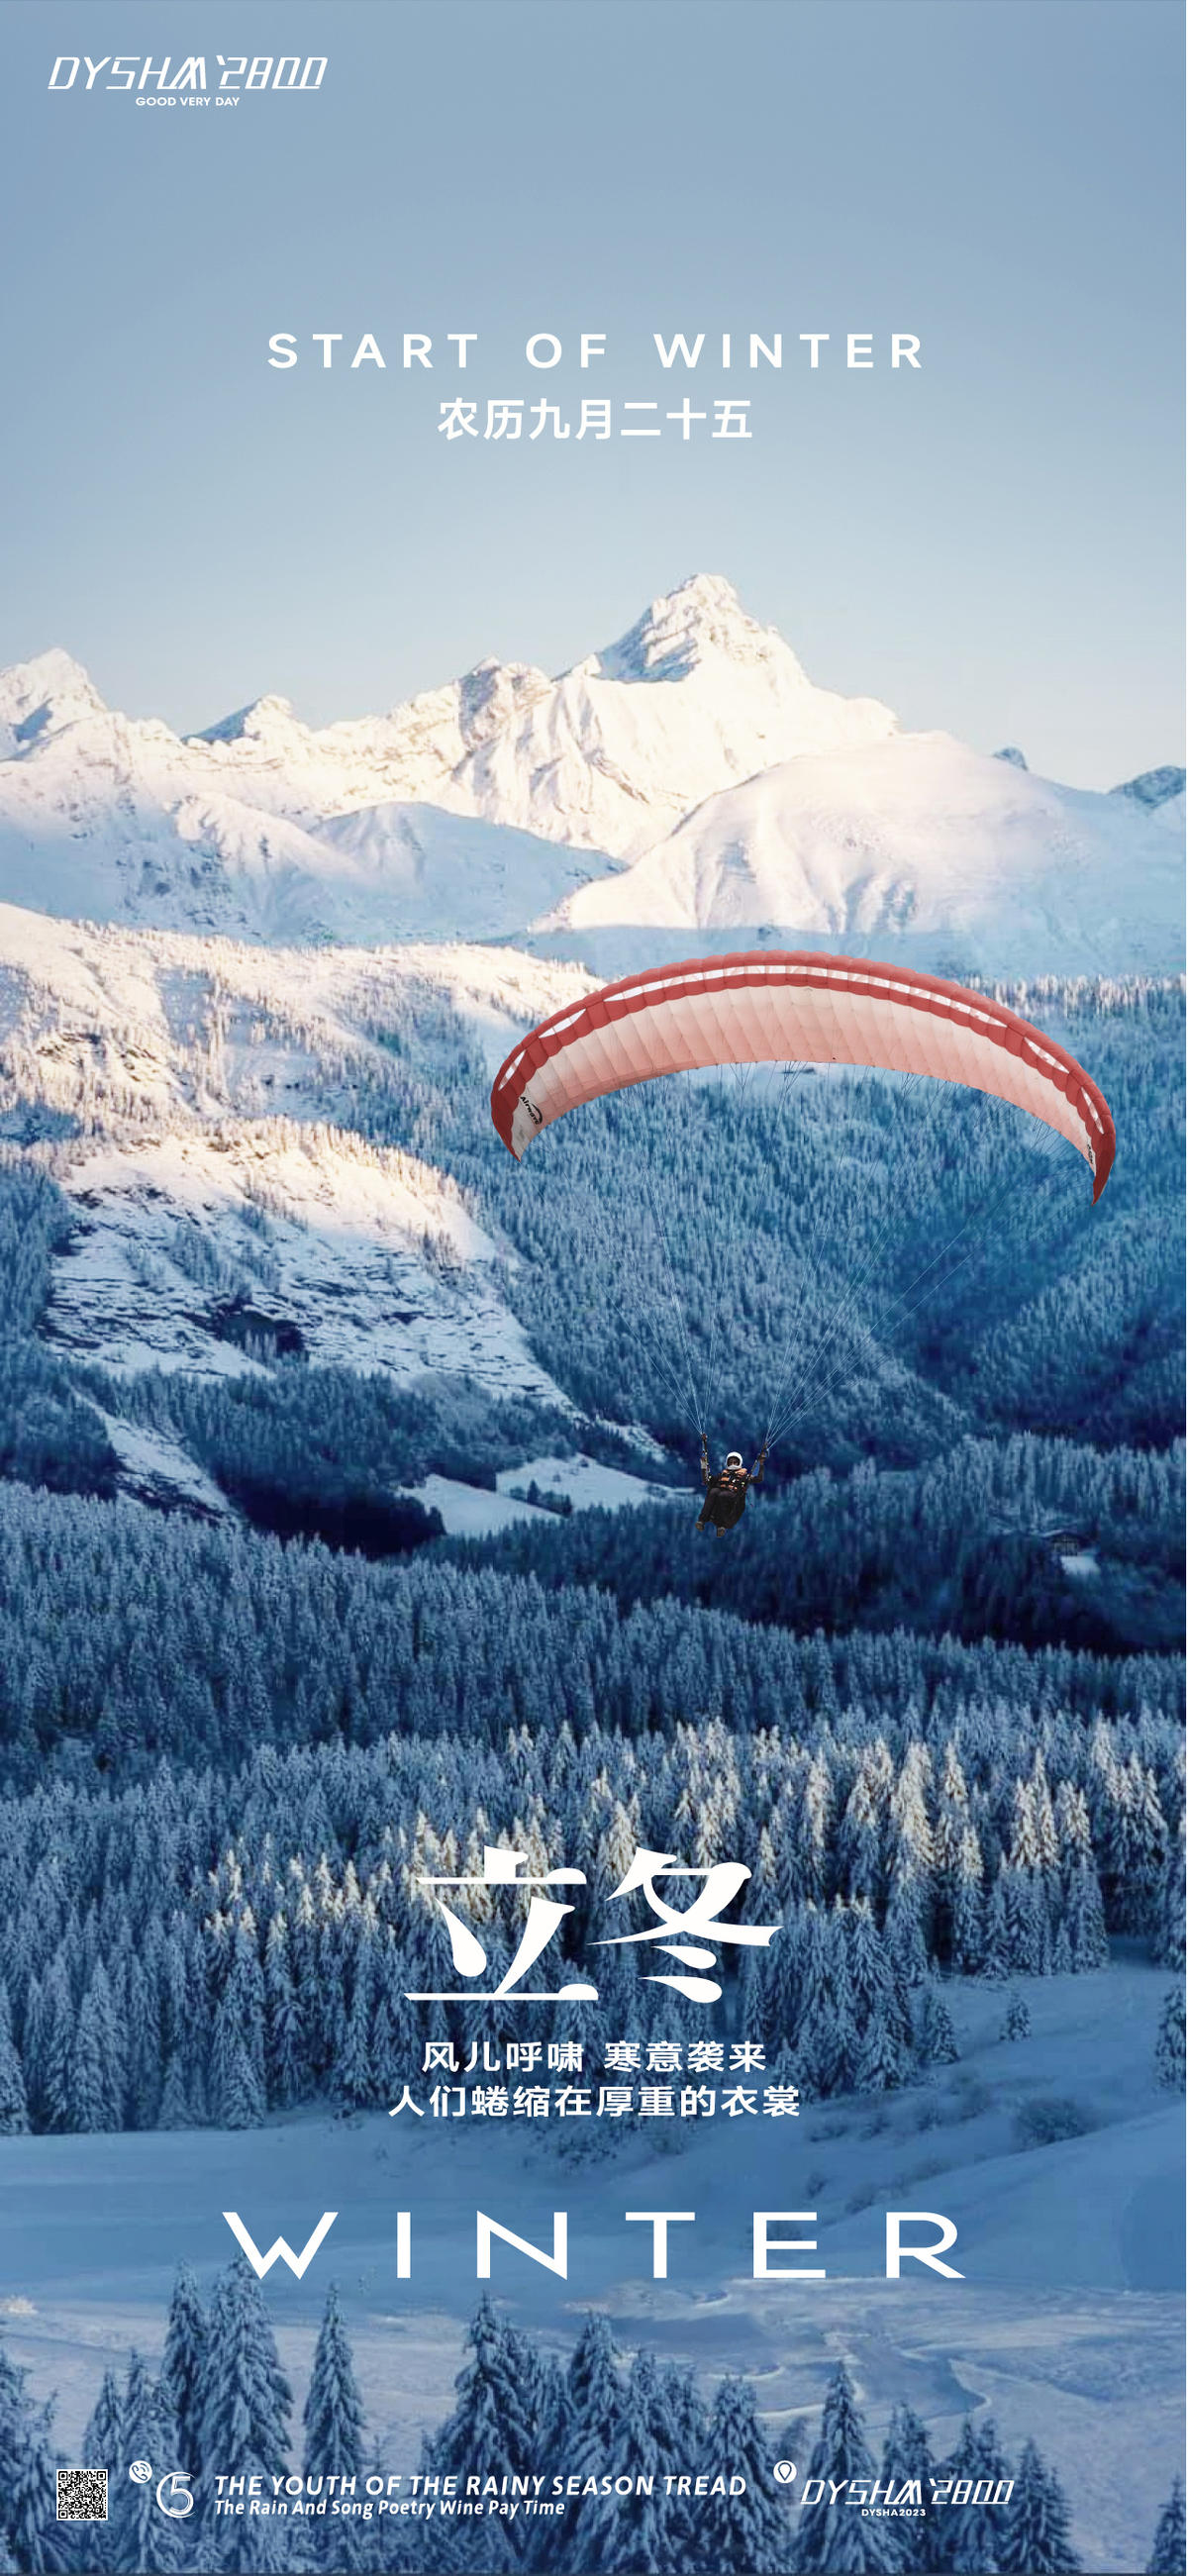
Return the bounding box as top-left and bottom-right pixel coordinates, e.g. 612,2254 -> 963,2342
696,1439 -> 767,1536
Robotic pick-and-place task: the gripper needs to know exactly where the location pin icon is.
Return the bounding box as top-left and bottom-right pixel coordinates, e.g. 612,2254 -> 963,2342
774,2461 -> 796,2485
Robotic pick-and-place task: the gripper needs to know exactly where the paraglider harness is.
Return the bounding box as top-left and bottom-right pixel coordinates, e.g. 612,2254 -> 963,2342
696,1439 -> 767,1535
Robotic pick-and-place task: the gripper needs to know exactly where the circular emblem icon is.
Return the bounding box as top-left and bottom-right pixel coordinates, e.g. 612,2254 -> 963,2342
156,2472 -> 196,2520
774,2460 -> 797,2485
128,2460 -> 152,2484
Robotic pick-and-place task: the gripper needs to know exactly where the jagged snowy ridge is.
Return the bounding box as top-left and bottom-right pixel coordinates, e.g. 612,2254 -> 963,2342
0,573 -> 1176,971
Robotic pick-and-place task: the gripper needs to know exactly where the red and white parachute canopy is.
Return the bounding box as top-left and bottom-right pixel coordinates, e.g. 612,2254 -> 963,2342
490,951 -> 1115,1198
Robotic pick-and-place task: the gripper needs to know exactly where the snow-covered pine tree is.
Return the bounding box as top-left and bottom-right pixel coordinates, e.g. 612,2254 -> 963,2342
800,1751 -> 834,1910
949,1827 -> 985,1974
737,1943 -> 772,2050
639,2356 -> 705,2567
1128,1757 -> 1170,1939
1065,1860 -> 1109,1971
367,1945 -> 420,2103
558,2312 -> 626,2567
940,2416 -> 1001,2575
1151,1826 -> 1186,1971
569,2351 -> 670,2575
879,2402 -> 937,2565
792,1909 -> 838,2054
980,1867 -> 1011,1981
855,2006 -> 908,2095
215,2026 -> 267,2130
68,1961 -> 124,2132
918,1980 -> 959,2065
123,1953 -> 162,2131
16,1972 -> 46,2130
566,2313 -> 624,2464
106,2351 -> 185,2574
885,1885 -> 930,1991
696,2375 -> 794,2575
428,2297 -> 536,2498
969,2413 -> 1014,2570
159,2263 -> 207,2474
0,1986 -> 28,2134
303,2283 -> 365,2481
217,2494 -> 301,2576
839,1770 -> 883,1910
974,2413 -> 1010,2481
157,2052 -> 196,2130
1002,1866 -> 1045,1978
846,1899 -> 895,2031
798,2361 -> 898,2572
332,1963 -> 375,2110
263,1913 -> 308,2107
75,2365 -> 122,2573
514,2327 -> 571,2465
211,1929 -> 268,2127
890,1743 -> 936,1922
1145,2475 -> 1185,2575
197,2261 -> 292,2486
808,2001 -> 850,2099
0,2338 -> 69,2575
82,2366 -> 123,2470
997,2438 -> 1081,2573
1001,1992 -> 1031,2041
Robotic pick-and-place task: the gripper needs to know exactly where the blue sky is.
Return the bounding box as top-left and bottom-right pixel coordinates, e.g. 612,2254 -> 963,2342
1,0 -> 1182,784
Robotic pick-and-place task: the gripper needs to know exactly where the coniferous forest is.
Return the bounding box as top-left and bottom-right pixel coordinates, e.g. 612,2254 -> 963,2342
3,2279 -> 1183,2574
0,974 -> 1180,2573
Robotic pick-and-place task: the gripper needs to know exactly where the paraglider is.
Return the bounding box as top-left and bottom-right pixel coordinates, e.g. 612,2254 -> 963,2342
491,950 -> 1115,1188
489,949 -> 1115,1524
697,1441 -> 767,1536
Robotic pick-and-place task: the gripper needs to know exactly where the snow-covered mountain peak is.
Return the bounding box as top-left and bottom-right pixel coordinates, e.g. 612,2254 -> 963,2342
0,587 -> 1177,968
0,647 -> 106,741
446,574 -> 901,855
455,655 -> 551,747
1111,764 -> 1185,810
596,572 -> 800,686
193,693 -> 300,749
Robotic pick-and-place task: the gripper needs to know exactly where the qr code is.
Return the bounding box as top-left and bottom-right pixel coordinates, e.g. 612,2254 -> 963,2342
56,2467 -> 108,2522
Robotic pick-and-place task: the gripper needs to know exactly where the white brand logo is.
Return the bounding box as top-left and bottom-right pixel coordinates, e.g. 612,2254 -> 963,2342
48,55 -> 328,94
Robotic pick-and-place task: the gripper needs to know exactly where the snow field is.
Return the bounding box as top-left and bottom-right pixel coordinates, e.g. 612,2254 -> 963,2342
0,1958 -> 1179,2571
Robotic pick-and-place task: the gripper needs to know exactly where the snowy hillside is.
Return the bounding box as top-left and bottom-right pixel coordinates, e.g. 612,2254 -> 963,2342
410,1453 -> 685,1536
543,731 -> 1186,978
0,905 -> 594,1421
1,1958 -> 1180,2576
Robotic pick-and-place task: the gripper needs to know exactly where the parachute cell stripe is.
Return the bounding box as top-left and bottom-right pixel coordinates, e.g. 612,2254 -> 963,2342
489,950 -> 1115,1196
